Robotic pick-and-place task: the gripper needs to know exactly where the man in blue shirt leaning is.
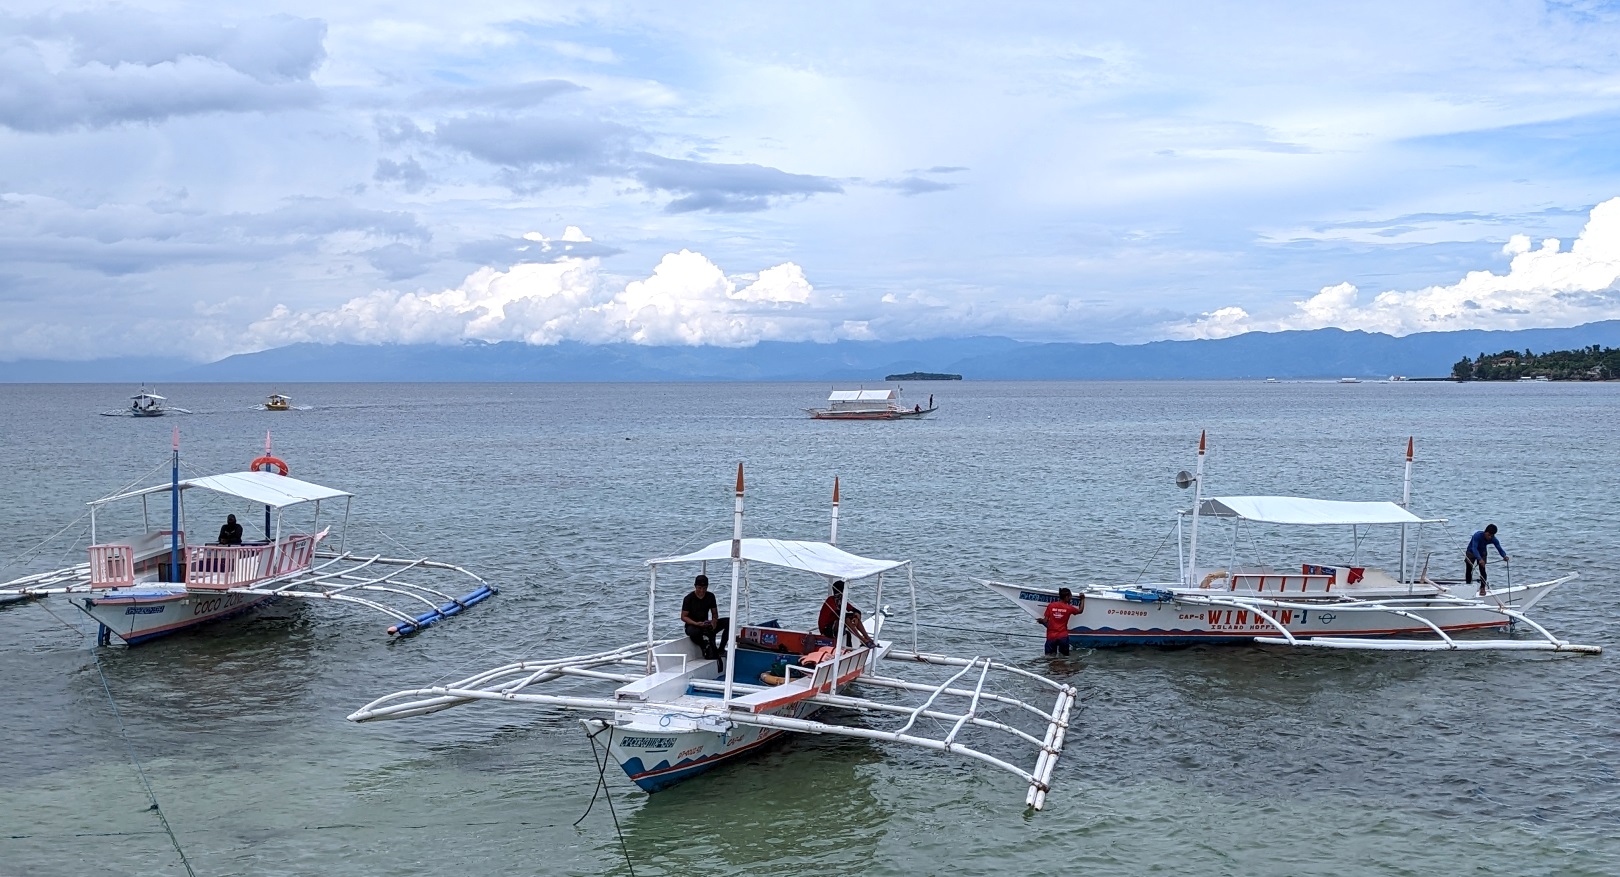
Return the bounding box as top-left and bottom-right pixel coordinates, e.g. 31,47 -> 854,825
1465,524 -> 1509,597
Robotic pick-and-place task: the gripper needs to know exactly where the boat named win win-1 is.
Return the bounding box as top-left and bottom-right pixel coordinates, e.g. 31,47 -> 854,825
0,431 -> 497,644
982,434 -> 1598,654
351,468 -> 1075,810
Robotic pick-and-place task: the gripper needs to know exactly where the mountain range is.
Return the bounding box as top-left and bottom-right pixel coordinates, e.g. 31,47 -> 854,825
6,322 -> 1620,382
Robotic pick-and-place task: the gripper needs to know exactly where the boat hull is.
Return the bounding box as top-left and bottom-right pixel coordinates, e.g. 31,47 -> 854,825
605,697 -> 825,792
807,407 -> 936,420
983,580 -> 1566,646
72,588 -> 276,645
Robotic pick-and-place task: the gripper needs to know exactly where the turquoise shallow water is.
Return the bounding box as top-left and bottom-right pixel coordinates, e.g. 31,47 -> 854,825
0,380 -> 1616,877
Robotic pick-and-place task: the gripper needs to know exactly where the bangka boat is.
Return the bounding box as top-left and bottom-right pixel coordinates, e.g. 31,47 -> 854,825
264,392 -> 291,411
805,388 -> 937,420
351,468 -> 1075,810
101,386 -> 190,417
982,435 -> 1599,654
0,432 -> 497,645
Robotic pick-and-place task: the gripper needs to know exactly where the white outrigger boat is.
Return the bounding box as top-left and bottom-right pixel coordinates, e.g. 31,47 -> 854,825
983,435 -> 1599,654
351,468 -> 1076,810
805,388 -> 937,420
101,386 -> 190,417
0,432 -> 496,644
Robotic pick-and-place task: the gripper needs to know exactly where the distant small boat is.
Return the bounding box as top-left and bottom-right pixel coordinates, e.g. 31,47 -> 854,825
1264,378 -> 1280,384
1338,377 -> 1362,384
264,392 -> 291,411
805,389 -> 937,420
1388,375 -> 1408,382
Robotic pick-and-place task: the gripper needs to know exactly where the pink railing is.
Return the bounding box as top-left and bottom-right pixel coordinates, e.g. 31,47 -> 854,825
186,534 -> 321,589
88,545 -> 136,586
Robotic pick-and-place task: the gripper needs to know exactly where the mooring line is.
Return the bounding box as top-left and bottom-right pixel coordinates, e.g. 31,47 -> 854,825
90,645 -> 199,877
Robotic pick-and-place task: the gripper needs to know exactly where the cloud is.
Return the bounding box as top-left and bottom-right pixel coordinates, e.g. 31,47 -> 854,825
1169,197 -> 1620,338
374,156 -> 429,193
424,113 -> 841,211
453,229 -> 622,266
876,176 -> 958,196
413,79 -> 586,110
0,11 -> 325,131
248,229 -> 848,348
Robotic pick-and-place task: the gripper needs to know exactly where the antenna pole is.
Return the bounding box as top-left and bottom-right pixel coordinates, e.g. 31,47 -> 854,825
830,476 -> 840,546
1187,431 -> 1206,586
722,464 -> 744,703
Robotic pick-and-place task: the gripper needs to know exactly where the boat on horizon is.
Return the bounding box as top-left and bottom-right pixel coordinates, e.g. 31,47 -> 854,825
804,388 -> 937,420
101,386 -> 190,417
1338,377 -> 1363,383
981,434 -> 1598,654
0,432 -> 497,645
264,391 -> 291,411
350,468 -> 1075,810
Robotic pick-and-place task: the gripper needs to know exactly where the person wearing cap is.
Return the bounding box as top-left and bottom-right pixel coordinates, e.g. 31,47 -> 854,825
680,574 -> 729,660
817,580 -> 876,648
1465,524 -> 1509,596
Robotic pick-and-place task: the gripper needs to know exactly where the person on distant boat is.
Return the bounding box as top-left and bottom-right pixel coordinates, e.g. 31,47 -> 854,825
1465,524 -> 1508,596
217,514 -> 243,546
1041,587 -> 1083,656
681,574 -> 729,660
818,580 -> 876,648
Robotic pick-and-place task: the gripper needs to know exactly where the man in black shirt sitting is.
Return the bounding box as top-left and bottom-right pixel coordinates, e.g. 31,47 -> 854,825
680,574 -> 729,663
217,514 -> 243,546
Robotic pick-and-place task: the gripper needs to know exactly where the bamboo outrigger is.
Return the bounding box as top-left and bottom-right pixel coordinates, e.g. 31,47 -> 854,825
351,467 -> 1076,810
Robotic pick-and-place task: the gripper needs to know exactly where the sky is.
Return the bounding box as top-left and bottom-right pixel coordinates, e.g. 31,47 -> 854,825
6,1 -> 1620,361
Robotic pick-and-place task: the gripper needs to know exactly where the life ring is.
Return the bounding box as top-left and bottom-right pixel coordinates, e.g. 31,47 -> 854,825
1199,571 -> 1228,589
250,455 -> 289,476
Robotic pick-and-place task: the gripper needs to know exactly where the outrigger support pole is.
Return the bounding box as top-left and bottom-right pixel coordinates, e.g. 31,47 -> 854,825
722,464 -> 744,704
1187,430 -> 1206,587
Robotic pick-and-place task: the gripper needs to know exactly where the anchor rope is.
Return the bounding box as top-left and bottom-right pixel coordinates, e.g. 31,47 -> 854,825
90,644 -> 199,877
579,723 -> 637,877
1128,522 -> 1180,586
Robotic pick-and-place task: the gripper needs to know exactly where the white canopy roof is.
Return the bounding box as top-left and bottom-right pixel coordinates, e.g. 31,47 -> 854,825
94,470 -> 353,510
828,389 -> 897,402
1192,496 -> 1442,526
647,538 -> 907,580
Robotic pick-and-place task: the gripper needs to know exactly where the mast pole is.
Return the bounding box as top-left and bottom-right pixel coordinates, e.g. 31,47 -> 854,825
1187,431 -> 1206,586
722,464 -> 744,704
263,430 -> 274,538
169,427 -> 181,585
1400,437 -> 1413,583
830,476 -> 840,546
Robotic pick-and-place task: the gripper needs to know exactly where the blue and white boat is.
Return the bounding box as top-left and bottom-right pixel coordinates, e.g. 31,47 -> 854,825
982,434 -> 1598,654
350,468 -> 1076,810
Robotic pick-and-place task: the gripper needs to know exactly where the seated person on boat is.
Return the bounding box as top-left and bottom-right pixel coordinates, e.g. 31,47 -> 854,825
680,574 -> 729,659
818,580 -> 875,647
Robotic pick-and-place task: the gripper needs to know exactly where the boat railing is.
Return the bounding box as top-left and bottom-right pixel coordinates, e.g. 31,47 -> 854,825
1227,572 -> 1335,593
88,544 -> 136,587
186,533 -> 321,589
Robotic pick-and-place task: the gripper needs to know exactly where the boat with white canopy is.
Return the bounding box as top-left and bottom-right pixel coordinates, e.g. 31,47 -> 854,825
982,434 -> 1599,654
350,467 -> 1076,810
0,431 -> 497,644
101,386 -> 190,417
805,388 -> 936,420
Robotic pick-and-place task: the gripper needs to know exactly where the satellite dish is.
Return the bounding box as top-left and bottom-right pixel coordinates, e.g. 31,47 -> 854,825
1175,470 -> 1196,489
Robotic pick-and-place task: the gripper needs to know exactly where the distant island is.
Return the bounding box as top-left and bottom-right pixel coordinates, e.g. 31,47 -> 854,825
1451,345 -> 1620,381
885,371 -> 963,381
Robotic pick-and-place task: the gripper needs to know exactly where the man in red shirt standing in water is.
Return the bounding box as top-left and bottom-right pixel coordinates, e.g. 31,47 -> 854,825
1042,587 -> 1083,656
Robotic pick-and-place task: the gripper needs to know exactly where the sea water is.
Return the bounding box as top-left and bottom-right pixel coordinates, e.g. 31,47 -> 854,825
0,380 -> 1615,877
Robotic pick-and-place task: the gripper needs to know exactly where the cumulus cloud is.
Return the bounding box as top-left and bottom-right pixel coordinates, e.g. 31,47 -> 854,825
0,11 -> 325,131
1170,197 -> 1620,338
248,229 -> 849,348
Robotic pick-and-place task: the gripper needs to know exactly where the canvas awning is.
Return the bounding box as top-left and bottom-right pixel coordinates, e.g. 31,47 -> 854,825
827,389 -> 897,402
93,470 -> 353,510
1191,496 -> 1443,526
648,538 -> 907,580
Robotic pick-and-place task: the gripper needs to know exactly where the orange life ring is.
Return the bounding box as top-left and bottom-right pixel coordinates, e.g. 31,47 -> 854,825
250,455 -> 289,476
